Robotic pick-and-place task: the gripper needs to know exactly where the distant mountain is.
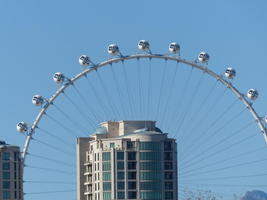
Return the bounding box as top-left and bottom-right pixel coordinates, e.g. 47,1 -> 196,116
241,190 -> 267,200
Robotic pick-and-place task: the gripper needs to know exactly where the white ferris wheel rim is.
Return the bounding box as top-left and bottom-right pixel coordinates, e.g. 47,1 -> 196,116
21,53 -> 267,168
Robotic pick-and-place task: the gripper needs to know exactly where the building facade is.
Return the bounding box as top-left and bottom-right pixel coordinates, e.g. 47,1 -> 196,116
0,140 -> 23,200
77,121 -> 178,200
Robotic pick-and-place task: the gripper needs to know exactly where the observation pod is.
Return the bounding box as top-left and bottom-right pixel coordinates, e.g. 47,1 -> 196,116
169,42 -> 180,54
16,121 -> 28,133
247,89 -> 259,100
198,52 -> 210,63
264,116 -> 267,124
53,72 -> 65,83
108,44 -> 119,55
225,67 -> 236,79
79,55 -> 90,66
138,40 -> 150,51
32,95 -> 44,106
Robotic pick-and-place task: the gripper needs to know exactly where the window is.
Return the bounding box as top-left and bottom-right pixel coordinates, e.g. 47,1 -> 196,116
165,191 -> 173,199
14,152 -> 18,161
164,162 -> 173,170
164,141 -> 172,151
110,143 -> 115,148
140,191 -> 162,200
102,152 -> 111,161
117,162 -> 124,170
118,191 -> 125,199
140,182 -> 161,190
103,182 -> 111,191
3,181 -> 10,189
128,181 -> 136,189
3,191 -> 10,199
2,163 -> 10,170
140,162 -> 161,170
140,152 -> 161,160
128,162 -> 136,170
140,142 -> 161,151
127,141 -> 134,149
102,162 -> 111,171
164,152 -> 172,160
164,172 -> 173,180
128,191 -> 137,199
103,172 -> 111,181
3,172 -> 10,179
117,172 -> 124,180
117,181 -> 125,190
140,172 -> 161,180
2,152 -> 10,161
165,182 -> 173,190
117,152 -> 124,160
128,171 -> 136,180
128,152 -> 136,160
103,192 -> 111,200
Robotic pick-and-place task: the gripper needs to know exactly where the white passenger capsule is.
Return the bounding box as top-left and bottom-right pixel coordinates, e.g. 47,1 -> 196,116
247,89 -> 259,100
138,40 -> 150,51
16,121 -> 28,133
32,95 -> 44,106
264,116 -> 267,124
108,44 -> 119,55
79,55 -> 90,66
169,42 -> 180,54
225,67 -> 236,79
53,72 -> 65,83
198,52 -> 210,63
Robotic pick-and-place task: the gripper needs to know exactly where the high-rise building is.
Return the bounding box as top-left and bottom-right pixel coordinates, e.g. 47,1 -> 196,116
0,140 -> 23,200
77,120 -> 178,200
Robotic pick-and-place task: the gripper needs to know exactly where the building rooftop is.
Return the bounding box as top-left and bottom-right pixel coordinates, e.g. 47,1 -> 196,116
92,120 -> 164,138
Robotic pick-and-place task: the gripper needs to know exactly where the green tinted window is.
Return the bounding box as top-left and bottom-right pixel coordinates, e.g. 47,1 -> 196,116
103,172 -> 111,181
117,172 -> 124,180
3,181 -> 10,189
140,191 -> 162,200
102,162 -> 111,171
102,152 -> 111,161
3,172 -> 10,179
117,162 -> 124,170
103,182 -> 111,191
140,142 -> 161,151
118,191 -> 125,199
140,172 -> 161,180
117,181 -> 125,190
117,152 -> 124,160
140,182 -> 161,190
2,152 -> 10,161
140,152 -> 161,160
165,192 -> 173,199
2,163 -> 10,170
140,162 -> 161,170
103,192 -> 111,200
3,191 -> 10,199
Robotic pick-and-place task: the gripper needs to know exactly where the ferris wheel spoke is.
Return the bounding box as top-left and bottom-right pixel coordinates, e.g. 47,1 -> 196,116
25,165 -> 75,175
27,153 -> 75,168
155,60 -> 167,121
180,119 -> 255,167
62,92 -> 96,129
137,59 -> 143,119
84,75 -> 110,120
95,70 -> 121,119
44,113 -> 82,137
121,60 -> 135,119
71,84 -> 101,122
179,144 -> 265,176
146,58 -> 152,120
161,61 -> 180,126
31,137 -> 74,156
51,103 -> 88,134
167,66 -> 194,134
179,97 -> 240,159
180,107 -> 249,163
110,64 -> 128,118
179,132 -> 259,173
36,127 -> 74,146
175,72 -> 205,142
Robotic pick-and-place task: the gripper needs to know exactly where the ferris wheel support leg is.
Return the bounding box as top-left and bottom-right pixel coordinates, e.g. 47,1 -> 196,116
264,133 -> 267,145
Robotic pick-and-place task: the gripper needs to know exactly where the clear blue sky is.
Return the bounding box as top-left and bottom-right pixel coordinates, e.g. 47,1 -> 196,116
1,0 -> 267,199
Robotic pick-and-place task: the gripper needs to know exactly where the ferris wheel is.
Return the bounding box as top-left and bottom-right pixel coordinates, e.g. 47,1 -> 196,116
16,40 -> 267,200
